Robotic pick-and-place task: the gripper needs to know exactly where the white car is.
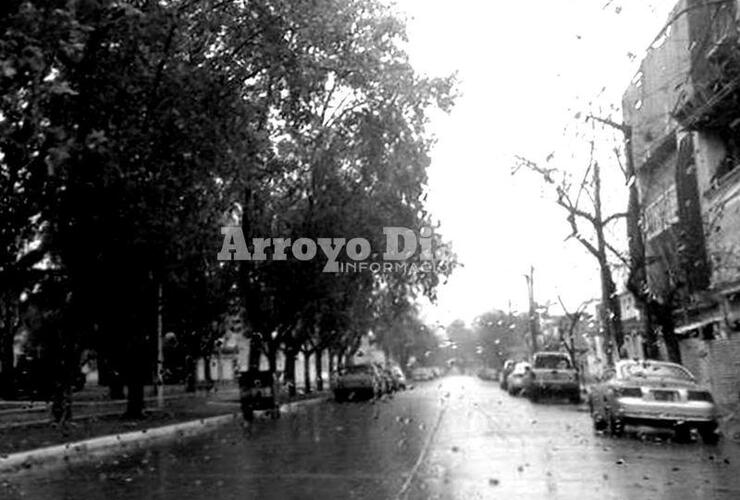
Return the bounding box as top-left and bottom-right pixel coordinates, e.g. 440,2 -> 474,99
588,360 -> 719,443
506,361 -> 533,396
410,367 -> 434,381
390,366 -> 407,390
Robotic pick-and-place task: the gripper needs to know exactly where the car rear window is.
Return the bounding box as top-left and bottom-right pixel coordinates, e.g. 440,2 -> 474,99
512,363 -> 531,374
534,354 -> 571,369
621,362 -> 694,381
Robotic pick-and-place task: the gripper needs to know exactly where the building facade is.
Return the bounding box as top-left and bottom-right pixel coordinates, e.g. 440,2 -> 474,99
623,0 -> 740,406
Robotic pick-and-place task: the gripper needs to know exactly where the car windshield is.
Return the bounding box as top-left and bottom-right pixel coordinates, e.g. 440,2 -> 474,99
534,354 -> 571,369
339,365 -> 373,375
620,362 -> 695,381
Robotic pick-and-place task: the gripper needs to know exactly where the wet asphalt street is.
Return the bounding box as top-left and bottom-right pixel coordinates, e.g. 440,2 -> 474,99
3,375 -> 740,499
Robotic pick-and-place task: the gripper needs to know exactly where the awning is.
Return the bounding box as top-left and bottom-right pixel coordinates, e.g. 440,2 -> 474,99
674,316 -> 722,335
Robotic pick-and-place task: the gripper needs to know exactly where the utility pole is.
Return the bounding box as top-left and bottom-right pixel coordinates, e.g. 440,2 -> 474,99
524,266 -> 538,355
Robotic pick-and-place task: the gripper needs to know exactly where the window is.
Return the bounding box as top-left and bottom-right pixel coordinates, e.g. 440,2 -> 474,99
644,184 -> 678,238
533,354 -> 571,369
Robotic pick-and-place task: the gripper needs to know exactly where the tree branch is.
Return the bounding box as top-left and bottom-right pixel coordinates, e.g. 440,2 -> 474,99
603,212 -> 627,225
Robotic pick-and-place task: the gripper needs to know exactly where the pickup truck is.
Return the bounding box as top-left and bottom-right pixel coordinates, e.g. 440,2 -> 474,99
528,352 -> 580,403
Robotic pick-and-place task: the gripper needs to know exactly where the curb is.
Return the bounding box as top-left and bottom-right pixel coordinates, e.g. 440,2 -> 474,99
0,413 -> 239,475
281,396 -> 330,413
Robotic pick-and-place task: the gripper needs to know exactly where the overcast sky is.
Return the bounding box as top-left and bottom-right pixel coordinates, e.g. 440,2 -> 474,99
395,0 -> 678,326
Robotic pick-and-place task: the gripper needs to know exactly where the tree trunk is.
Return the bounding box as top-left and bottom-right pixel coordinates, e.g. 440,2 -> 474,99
284,348 -> 297,397
203,354 -> 213,390
328,350 -> 335,389
184,355 -> 197,393
50,326 -> 75,424
267,342 -> 278,374
602,264 -> 624,356
0,343 -> 15,400
623,124 -> 661,360
0,295 -> 17,400
248,333 -> 262,372
315,349 -> 323,391
642,315 -> 660,360
652,302 -> 681,364
593,161 -> 624,364
109,376 -> 125,400
303,350 -> 311,393
51,380 -> 72,424
124,327 -> 147,418
126,381 -> 145,418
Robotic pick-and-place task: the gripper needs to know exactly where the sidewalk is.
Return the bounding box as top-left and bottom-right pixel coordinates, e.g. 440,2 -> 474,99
0,383 -> 235,429
718,401 -> 740,443
0,386 -> 330,459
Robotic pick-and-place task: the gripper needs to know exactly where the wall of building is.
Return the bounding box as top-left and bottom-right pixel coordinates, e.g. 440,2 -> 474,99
197,345 -> 331,392
680,331 -> 740,407
624,0 -> 740,410
623,0 -> 691,166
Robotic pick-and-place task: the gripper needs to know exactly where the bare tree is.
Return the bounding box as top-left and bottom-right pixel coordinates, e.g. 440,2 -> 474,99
556,296 -> 594,388
513,139 -> 626,364
588,116 -> 682,363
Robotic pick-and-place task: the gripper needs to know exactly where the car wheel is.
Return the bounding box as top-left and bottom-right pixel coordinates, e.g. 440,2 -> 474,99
240,399 -> 254,422
698,422 -> 719,445
334,390 -> 345,402
590,398 -> 607,432
529,388 -> 540,403
673,424 -> 692,443
507,386 -> 516,396
569,391 -> 581,404
608,412 -> 625,437
592,414 -> 608,432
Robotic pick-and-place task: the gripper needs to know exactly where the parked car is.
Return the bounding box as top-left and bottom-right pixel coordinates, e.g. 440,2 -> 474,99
410,366 -> 435,381
506,361 -> 533,396
239,370 -> 281,421
499,359 -> 516,390
588,359 -> 719,444
477,367 -> 498,381
528,351 -> 580,403
334,364 -> 383,401
378,365 -> 395,393
390,366 -> 407,390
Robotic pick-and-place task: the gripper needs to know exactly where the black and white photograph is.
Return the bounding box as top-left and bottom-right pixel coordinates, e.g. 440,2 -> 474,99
1,0 -> 740,498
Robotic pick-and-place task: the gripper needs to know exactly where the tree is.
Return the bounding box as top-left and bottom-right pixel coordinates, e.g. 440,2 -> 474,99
556,297 -> 597,387
1,0 -> 260,417
1,0 -> 457,417
472,310 -> 529,369
224,0 -> 457,390
513,131 -> 626,364
588,117 -> 681,363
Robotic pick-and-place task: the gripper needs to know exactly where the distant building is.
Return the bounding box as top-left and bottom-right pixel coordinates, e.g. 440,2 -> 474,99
619,292 -> 645,360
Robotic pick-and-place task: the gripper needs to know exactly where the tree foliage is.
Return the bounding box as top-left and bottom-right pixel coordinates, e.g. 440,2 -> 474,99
0,0 -> 457,413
